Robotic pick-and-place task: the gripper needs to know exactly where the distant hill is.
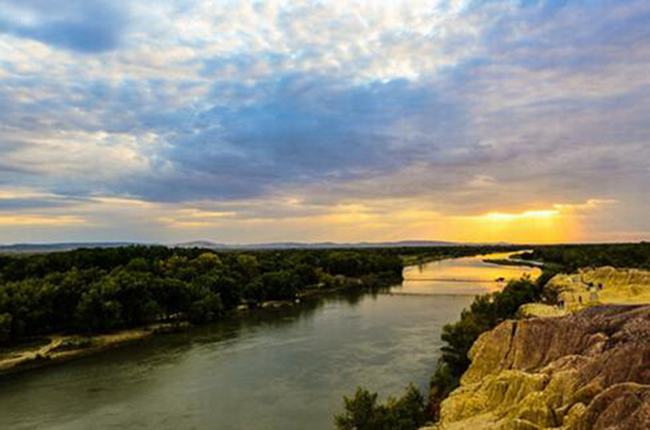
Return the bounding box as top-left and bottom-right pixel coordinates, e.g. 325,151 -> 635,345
0,242 -> 139,254
175,240 -> 465,249
0,240 -> 511,254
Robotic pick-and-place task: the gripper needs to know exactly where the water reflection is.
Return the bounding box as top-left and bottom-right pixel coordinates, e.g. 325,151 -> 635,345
399,252 -> 540,296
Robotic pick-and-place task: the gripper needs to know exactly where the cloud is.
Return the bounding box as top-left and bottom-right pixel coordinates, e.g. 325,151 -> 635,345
0,0 -> 648,242
0,0 -> 128,53
0,214 -> 85,226
136,75 -> 469,202
0,197 -> 74,211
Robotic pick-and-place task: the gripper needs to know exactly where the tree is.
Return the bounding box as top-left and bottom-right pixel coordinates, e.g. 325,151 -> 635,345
236,254 -> 260,282
108,270 -> 158,326
75,286 -> 124,331
193,252 -> 223,272
188,290 -> 223,324
208,275 -> 241,309
261,271 -> 299,300
126,257 -> 149,272
295,263 -> 319,287
335,385 -> 427,430
335,388 -> 384,430
0,313 -> 12,343
385,384 -> 427,430
242,279 -> 265,306
152,277 -> 192,318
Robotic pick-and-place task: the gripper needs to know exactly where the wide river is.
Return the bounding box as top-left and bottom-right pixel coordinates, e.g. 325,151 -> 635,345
0,253 -> 539,430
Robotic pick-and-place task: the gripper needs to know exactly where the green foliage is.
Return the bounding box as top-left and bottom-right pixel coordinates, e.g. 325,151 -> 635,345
188,289 -> 224,324
0,312 -> 12,343
193,252 -> 223,272
522,243 -> 650,271
0,246 -> 408,344
334,384 -> 427,430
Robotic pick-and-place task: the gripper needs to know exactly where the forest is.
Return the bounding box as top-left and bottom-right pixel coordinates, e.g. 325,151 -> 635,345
0,244 -> 514,345
519,242 -> 650,271
0,246 -> 407,344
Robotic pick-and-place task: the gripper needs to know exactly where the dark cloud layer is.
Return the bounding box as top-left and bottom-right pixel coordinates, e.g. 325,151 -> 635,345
0,0 -> 126,53
138,76 -> 468,201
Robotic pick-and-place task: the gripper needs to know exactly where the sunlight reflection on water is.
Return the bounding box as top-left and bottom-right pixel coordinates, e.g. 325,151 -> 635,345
398,252 -> 541,295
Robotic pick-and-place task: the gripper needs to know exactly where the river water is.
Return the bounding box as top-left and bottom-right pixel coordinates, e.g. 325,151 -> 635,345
0,253 -> 539,430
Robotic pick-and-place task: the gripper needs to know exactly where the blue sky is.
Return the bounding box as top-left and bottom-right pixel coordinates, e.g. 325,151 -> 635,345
0,0 -> 648,243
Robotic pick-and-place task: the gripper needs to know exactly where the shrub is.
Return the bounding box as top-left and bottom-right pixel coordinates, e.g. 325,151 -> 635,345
335,384 -> 427,430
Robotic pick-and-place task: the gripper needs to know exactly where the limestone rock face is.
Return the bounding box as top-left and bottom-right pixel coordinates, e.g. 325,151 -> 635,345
434,305 -> 650,429
546,267 -> 650,311
518,303 -> 568,319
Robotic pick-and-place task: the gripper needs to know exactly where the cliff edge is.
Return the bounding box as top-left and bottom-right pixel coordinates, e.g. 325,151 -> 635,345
429,304 -> 650,429
520,266 -> 650,318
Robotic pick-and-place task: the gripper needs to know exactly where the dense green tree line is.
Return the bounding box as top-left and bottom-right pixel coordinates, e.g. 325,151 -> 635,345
0,244 -> 518,345
0,246 -> 406,344
520,242 -> 650,271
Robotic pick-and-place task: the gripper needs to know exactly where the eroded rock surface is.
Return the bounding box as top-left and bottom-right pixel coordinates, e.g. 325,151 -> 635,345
432,305 -> 650,429
547,267 -> 650,311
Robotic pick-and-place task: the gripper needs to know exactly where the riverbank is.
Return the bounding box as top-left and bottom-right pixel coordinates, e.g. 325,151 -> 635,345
481,250 -> 545,269
400,248 -> 522,267
0,272 -> 400,377
0,326 -> 164,376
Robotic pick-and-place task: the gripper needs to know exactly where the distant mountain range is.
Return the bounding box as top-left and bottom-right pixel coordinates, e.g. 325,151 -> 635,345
0,242 -> 140,254
174,240 -> 464,249
0,240 -> 509,254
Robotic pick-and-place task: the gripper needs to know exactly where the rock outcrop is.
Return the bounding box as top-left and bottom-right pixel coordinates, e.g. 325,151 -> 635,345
518,267 -> 650,318
518,303 -> 568,318
546,267 -> 650,311
431,305 -> 650,429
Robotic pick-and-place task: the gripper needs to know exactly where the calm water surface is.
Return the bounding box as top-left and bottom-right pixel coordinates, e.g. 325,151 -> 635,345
0,253 -> 539,430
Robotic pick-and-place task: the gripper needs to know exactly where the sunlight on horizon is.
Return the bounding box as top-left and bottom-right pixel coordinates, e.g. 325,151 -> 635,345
0,196 -> 622,244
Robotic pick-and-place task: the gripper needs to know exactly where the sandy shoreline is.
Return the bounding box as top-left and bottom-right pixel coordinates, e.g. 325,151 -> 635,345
0,326 -> 165,376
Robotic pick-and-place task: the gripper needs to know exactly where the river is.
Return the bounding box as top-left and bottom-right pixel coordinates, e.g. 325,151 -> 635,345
0,252 -> 539,430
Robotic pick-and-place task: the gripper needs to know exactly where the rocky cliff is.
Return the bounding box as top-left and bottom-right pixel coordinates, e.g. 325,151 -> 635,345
519,267 -> 650,318
429,305 -> 650,429
546,267 -> 650,310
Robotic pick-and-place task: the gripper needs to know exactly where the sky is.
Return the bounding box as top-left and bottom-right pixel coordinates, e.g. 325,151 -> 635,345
0,0 -> 649,244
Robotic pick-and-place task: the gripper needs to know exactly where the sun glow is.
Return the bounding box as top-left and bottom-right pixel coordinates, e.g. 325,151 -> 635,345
481,210 -> 560,222
0,214 -> 86,226
0,191 -> 621,243
446,206 -> 585,243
